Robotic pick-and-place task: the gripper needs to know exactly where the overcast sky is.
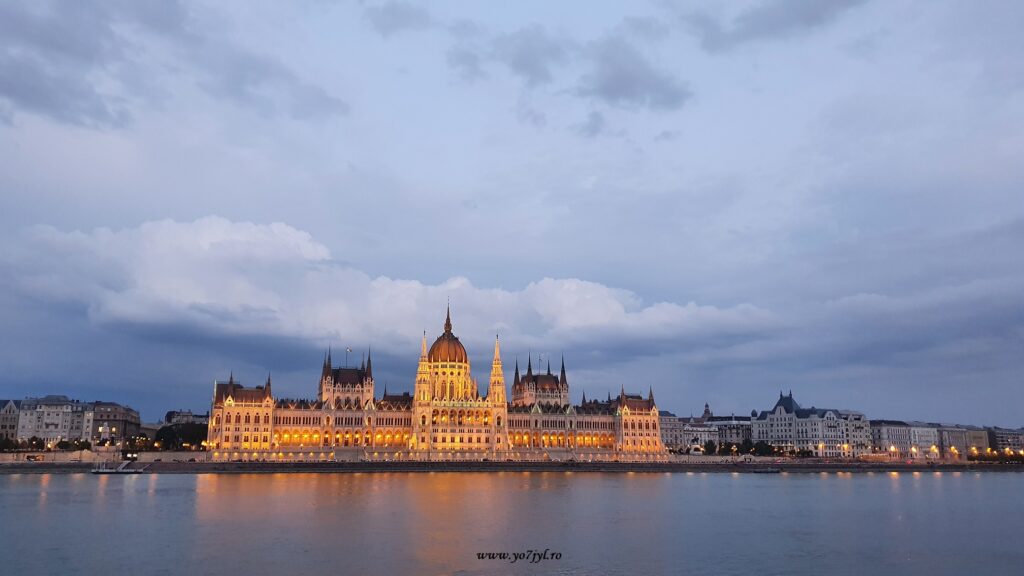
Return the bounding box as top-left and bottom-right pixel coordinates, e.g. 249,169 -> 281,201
1,0 -> 1021,426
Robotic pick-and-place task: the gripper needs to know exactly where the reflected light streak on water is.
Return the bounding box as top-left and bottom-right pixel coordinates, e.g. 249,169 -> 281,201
0,471 -> 1021,576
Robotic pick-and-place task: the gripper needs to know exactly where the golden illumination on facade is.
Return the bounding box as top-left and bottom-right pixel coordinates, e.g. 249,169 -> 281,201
207,307 -> 666,462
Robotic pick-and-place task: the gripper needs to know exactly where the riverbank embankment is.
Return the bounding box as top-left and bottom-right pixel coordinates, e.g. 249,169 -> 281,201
2,460 -> 1022,474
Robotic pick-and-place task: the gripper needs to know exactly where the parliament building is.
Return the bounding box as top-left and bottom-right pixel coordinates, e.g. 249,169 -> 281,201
207,308 -> 666,462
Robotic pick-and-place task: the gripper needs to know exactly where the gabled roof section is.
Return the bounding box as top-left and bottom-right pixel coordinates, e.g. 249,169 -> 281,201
214,379 -> 273,405
376,392 -> 413,411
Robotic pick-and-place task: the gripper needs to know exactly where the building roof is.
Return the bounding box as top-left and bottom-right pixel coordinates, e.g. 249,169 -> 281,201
754,392 -> 851,421
427,306 -> 468,364
705,415 -> 752,424
331,366 -> 370,386
612,391 -> 655,413
214,376 -> 273,405
377,392 -> 413,411
871,419 -> 910,426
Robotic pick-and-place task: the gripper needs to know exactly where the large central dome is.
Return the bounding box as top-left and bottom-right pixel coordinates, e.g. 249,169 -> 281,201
428,306 -> 468,363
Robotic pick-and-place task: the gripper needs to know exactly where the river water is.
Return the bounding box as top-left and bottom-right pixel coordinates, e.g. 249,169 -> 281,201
1,471 -> 1020,575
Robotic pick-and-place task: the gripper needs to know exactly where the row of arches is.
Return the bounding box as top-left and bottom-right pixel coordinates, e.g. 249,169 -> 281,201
216,412 -> 271,426
427,409 -> 498,427
510,432 -> 615,449
624,419 -> 658,431
273,428 -> 411,448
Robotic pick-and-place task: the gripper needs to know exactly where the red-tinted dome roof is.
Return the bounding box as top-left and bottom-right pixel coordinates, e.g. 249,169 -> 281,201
427,306 -> 468,364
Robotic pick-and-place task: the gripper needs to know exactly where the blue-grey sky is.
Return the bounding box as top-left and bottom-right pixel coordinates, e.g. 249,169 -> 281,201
1,1 -> 1022,426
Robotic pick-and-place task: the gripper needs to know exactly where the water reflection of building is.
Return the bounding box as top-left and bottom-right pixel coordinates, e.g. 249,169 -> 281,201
207,307 -> 666,462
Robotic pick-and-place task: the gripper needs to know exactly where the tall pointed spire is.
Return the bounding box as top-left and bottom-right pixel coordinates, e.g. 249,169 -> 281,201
365,348 -> 373,379
421,331 -> 427,357
360,352 -> 365,371
327,346 -> 332,367
444,303 -> 452,334
228,371 -> 234,385
513,358 -> 520,386
620,384 -> 626,400
648,386 -> 654,402
488,334 -> 506,405
559,355 -> 567,385
265,372 -> 272,395
581,389 -> 587,403
546,357 -> 551,375
526,352 -> 533,377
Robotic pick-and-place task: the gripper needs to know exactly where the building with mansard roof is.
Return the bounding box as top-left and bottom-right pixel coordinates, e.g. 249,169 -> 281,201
752,391 -> 871,458
207,307 -> 666,462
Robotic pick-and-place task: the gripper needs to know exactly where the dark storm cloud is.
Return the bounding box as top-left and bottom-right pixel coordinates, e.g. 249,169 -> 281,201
515,100 -> 547,127
575,111 -> 606,138
0,1 -> 138,127
576,36 -> 691,111
682,0 -> 868,52
184,41 -> 349,119
0,0 -> 346,127
490,25 -> 571,87
363,1 -> 433,37
654,129 -> 680,141
446,45 -> 487,82
617,16 -> 672,42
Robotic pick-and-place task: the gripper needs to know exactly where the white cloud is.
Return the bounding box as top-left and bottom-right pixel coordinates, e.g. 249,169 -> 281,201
6,217 -> 775,361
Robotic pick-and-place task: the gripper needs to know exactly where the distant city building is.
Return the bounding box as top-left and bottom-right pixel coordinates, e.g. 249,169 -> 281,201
906,422 -> 942,459
988,427 -> 1024,452
870,420 -> 914,458
752,392 -> 871,458
16,395 -> 92,445
164,410 -> 209,426
659,411 -> 687,450
0,400 -> 21,441
208,308 -> 666,462
701,406 -> 753,447
960,426 -> 990,456
90,401 -> 141,444
14,396 -> 139,446
140,422 -> 162,441
659,411 -> 717,451
936,425 -> 969,460
685,422 -> 719,449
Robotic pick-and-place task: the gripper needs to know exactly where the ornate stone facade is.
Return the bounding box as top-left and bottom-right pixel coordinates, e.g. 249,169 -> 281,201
208,308 -> 666,462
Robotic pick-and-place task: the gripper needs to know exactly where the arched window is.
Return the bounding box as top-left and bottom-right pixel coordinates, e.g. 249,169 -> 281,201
497,416 -> 502,427
421,415 -> 427,426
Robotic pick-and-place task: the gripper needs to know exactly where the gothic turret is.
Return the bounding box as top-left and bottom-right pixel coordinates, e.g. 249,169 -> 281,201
488,335 -> 506,405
